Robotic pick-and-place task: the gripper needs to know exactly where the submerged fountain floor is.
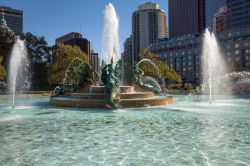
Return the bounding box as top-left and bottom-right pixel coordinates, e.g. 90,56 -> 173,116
0,95 -> 250,165
50,86 -> 173,108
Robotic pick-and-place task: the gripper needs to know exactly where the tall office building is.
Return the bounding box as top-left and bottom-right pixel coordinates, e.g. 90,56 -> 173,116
0,6 -> 23,34
132,2 -> 167,62
205,0 -> 227,29
169,0 -> 205,38
123,36 -> 132,64
213,6 -> 228,33
227,0 -> 250,29
90,51 -> 100,73
55,32 -> 91,59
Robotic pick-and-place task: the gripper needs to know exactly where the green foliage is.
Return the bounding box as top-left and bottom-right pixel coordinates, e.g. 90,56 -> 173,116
0,26 -> 15,78
139,49 -> 182,83
0,56 -> 6,80
0,26 -> 15,43
21,32 -> 52,90
0,30 -> 52,89
21,32 -> 52,64
48,44 -> 88,85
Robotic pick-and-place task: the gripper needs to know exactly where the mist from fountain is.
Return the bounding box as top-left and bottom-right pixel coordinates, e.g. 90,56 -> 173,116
142,76 -> 163,93
138,59 -> 161,77
8,37 -> 29,108
101,3 -> 120,65
202,29 -> 231,103
138,58 -> 167,92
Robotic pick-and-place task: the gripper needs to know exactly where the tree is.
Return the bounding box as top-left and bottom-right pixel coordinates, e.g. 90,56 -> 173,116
20,32 -> 52,90
139,49 -> 182,83
48,44 -> 88,85
21,33 -> 52,64
0,20 -> 15,78
0,56 -> 6,80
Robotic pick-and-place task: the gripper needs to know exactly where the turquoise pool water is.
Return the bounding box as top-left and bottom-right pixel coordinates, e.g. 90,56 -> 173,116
0,95 -> 249,165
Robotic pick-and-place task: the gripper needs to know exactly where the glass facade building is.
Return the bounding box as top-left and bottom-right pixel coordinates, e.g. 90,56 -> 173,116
0,6 -> 23,34
205,0 -> 227,29
168,0 -> 205,38
227,0 -> 250,29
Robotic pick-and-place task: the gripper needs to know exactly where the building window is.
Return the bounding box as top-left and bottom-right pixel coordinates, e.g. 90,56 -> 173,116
219,34 -> 224,39
227,58 -> 231,61
245,49 -> 250,54
235,57 -> 240,61
226,52 -> 231,56
235,50 -> 240,55
235,43 -> 240,48
226,44 -> 231,49
244,42 -> 249,47
182,51 -> 185,55
228,32 -> 232,37
245,55 -> 250,60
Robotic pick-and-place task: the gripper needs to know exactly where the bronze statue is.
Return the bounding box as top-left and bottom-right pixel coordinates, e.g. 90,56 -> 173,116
73,63 -> 98,88
133,64 -> 162,94
101,58 -> 124,109
51,84 -> 77,97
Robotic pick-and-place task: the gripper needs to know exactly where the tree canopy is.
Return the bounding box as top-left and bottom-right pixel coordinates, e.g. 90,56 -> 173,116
0,23 -> 15,81
0,56 -> 6,81
139,49 -> 182,83
48,44 -> 88,85
21,32 -> 52,64
19,32 -> 52,90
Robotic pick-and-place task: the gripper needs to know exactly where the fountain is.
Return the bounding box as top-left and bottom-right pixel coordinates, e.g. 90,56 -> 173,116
201,29 -> 250,103
202,29 -> 231,103
50,3 -> 173,109
137,58 -> 166,92
63,57 -> 85,84
8,37 -> 29,108
101,3 -> 120,65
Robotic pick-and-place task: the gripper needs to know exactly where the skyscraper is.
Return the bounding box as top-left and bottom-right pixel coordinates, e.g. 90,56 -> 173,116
123,36 -> 132,64
227,0 -> 250,29
213,6 -> 228,33
55,32 -> 91,59
90,51 -> 100,73
168,0 -> 205,38
0,6 -> 23,34
132,2 -> 167,62
205,0 -> 227,29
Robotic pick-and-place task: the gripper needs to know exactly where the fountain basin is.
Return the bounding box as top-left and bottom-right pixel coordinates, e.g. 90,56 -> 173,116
50,86 -> 173,109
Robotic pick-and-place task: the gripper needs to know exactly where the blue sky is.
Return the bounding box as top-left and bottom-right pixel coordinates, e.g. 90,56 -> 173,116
1,0 -> 168,53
